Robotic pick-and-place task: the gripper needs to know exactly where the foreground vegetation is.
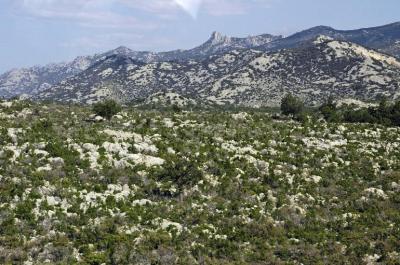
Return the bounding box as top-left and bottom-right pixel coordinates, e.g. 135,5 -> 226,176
0,100 -> 400,264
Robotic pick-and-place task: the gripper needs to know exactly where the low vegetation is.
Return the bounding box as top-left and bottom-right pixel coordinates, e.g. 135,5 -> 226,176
0,99 -> 399,264
281,94 -> 400,127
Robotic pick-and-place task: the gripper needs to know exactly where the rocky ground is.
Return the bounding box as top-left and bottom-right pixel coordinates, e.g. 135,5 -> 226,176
0,100 -> 399,264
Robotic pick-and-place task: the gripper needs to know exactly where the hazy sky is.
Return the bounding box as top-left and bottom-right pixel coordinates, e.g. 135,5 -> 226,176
0,0 -> 399,72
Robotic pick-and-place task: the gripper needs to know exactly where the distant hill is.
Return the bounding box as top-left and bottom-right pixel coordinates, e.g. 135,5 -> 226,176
34,36 -> 400,107
0,32 -> 280,98
1,22 -> 400,106
259,22 -> 400,58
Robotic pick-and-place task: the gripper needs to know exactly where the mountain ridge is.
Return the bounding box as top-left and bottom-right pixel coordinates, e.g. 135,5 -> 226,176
259,21 -> 400,57
0,31 -> 281,98
1,22 -> 400,105
33,36 -> 400,107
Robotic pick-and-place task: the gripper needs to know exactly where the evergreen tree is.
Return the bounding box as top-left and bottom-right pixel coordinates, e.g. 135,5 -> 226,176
319,96 -> 341,122
280,93 -> 304,116
92,100 -> 122,120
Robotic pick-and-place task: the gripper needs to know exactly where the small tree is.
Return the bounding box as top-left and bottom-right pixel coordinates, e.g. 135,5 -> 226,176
280,93 -> 304,116
390,100 -> 400,126
155,159 -> 203,189
319,96 -> 341,122
171,104 -> 182,113
343,108 -> 374,123
92,99 -> 122,120
371,96 -> 392,125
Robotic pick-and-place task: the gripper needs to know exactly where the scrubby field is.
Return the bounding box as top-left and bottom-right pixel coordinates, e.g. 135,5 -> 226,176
0,100 -> 400,264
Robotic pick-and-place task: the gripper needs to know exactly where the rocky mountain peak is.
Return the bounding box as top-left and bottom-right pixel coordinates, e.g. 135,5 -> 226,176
2,22 -> 400,101
112,46 -> 133,55
209,31 -> 231,45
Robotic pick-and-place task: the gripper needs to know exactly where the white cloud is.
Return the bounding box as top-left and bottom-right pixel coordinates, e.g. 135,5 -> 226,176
203,0 -> 246,16
16,0 -> 157,29
12,0 -> 274,51
17,0 -> 273,22
119,0 -> 273,18
203,0 -> 274,16
118,0 -> 177,13
174,0 -> 203,18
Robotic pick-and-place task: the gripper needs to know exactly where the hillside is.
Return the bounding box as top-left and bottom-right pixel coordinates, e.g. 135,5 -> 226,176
260,21 -> 400,58
1,22 -> 400,103
34,37 -> 400,106
0,32 -> 279,99
0,100 -> 399,264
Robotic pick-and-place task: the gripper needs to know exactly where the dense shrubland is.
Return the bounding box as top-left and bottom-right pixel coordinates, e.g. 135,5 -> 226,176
0,99 -> 399,264
281,94 -> 400,127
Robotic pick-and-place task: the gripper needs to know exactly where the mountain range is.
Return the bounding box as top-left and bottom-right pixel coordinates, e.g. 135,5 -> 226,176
259,22 -> 400,57
1,22 -> 400,106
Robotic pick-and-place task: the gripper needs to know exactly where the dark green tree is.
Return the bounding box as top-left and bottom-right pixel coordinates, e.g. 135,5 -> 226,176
92,100 -> 122,120
319,96 -> 341,122
280,93 -> 304,116
343,108 -> 374,123
155,159 -> 203,189
370,96 -> 391,125
390,100 -> 400,126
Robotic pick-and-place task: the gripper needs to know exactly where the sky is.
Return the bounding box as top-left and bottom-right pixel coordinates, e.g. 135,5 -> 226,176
0,0 -> 399,73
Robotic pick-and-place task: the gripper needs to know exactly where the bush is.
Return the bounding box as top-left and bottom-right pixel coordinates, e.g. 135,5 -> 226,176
281,93 -> 304,116
316,97 -> 400,127
343,108 -> 374,123
171,104 -> 182,113
389,100 -> 400,126
154,159 -> 203,189
295,110 -> 314,123
319,96 -> 342,122
92,100 -> 122,120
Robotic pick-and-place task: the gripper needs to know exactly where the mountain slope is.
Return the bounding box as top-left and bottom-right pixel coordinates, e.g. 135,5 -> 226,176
260,22 -> 400,58
0,32 -> 279,99
0,48 -> 133,99
2,22 -> 400,101
155,32 -> 281,62
103,32 -> 281,64
35,36 -> 400,106
0,56 -> 92,98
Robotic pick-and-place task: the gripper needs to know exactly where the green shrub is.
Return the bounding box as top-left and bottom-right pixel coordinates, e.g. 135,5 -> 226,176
92,100 -> 122,120
314,97 -> 400,127
319,97 -> 342,122
389,100 -> 400,126
343,108 -> 374,123
154,159 -> 203,189
171,104 -> 182,113
281,93 -> 304,116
